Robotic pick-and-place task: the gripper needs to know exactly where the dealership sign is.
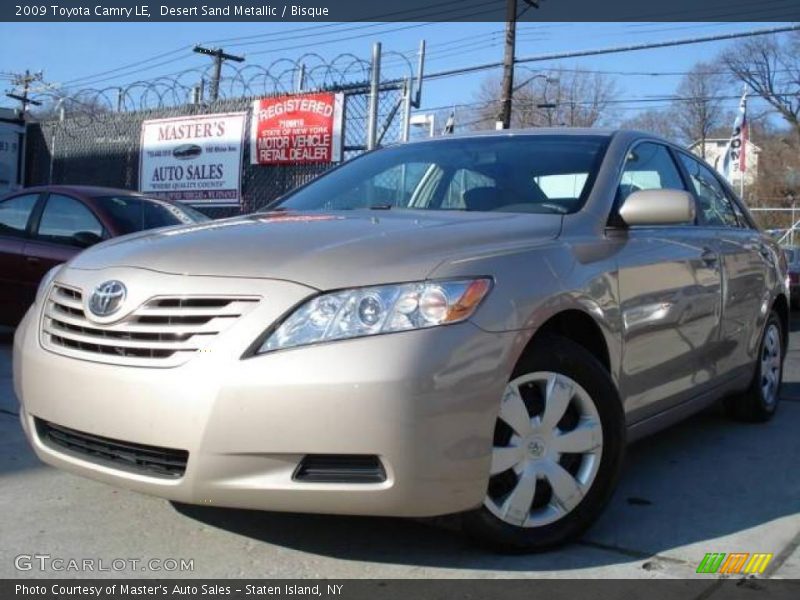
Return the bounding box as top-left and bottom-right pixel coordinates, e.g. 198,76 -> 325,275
139,112 -> 246,205
250,92 -> 344,165
0,109 -> 24,196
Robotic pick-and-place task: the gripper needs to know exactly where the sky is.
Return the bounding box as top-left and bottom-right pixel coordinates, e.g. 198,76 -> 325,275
0,21 -> 795,128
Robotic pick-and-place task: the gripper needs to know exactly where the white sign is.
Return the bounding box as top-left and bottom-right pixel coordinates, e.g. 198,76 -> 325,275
0,124 -> 22,196
139,112 -> 246,205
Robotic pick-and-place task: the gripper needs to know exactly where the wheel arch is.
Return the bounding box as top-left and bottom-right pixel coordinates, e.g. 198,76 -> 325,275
773,293 -> 789,350
518,308 -> 614,379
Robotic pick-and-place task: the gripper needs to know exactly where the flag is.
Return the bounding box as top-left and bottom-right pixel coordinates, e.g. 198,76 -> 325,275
721,89 -> 748,183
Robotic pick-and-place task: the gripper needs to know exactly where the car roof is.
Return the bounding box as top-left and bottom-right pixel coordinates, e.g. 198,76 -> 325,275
9,185 -> 151,199
397,127 -> 673,148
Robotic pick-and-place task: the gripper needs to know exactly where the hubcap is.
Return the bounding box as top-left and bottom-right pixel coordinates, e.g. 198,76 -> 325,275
484,371 -> 603,528
761,323 -> 781,407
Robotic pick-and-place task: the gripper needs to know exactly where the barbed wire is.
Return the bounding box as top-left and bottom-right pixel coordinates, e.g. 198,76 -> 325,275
27,52 -> 414,122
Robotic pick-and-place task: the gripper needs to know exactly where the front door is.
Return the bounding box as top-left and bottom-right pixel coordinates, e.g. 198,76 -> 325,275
613,142 -> 722,421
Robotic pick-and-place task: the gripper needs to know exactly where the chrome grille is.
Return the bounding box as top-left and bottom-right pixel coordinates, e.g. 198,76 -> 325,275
41,284 -> 259,367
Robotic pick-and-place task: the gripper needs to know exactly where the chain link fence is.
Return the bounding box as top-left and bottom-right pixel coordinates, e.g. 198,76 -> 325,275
749,207 -> 800,247
24,82 -> 406,218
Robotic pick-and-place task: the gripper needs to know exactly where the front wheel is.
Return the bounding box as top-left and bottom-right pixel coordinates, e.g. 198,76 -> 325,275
462,335 -> 625,552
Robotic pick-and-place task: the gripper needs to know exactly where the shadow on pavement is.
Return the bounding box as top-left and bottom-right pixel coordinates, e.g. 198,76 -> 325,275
173,400 -> 800,571
3,320 -> 799,570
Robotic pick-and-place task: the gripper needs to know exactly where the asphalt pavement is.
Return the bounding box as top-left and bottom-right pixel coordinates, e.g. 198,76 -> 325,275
0,321 -> 798,581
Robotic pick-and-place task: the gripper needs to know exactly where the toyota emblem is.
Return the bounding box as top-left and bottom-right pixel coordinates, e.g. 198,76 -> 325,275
88,280 -> 127,317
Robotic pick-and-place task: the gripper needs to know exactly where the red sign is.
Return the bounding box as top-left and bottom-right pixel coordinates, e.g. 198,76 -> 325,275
250,92 -> 344,165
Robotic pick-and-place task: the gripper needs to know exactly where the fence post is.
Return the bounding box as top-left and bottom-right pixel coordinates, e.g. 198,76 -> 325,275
367,42 -> 381,151
48,125 -> 57,184
401,78 -> 412,143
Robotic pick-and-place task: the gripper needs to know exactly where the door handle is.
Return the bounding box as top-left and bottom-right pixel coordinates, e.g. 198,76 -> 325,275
701,249 -> 719,267
25,256 -> 41,264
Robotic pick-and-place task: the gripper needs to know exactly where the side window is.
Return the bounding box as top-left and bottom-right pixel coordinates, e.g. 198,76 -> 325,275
0,193 -> 38,238
678,154 -> 739,228
727,194 -> 751,229
618,143 -> 686,204
36,194 -> 103,247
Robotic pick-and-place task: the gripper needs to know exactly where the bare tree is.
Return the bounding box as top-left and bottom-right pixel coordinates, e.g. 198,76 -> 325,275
31,89 -> 113,122
620,108 -> 679,142
470,66 -> 618,130
671,61 -> 729,157
721,31 -> 800,139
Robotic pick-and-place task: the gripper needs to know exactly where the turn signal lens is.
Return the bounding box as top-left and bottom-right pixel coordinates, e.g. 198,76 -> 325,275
444,278 -> 493,323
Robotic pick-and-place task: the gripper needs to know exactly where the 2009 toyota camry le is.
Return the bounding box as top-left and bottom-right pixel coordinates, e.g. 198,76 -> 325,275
13,130 -> 788,551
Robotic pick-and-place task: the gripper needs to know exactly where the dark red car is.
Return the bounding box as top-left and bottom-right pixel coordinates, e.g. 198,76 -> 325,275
0,185 -> 210,326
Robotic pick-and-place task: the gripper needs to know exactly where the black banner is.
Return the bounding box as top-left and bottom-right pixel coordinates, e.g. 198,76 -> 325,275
3,0 -> 800,22
5,580 -> 800,600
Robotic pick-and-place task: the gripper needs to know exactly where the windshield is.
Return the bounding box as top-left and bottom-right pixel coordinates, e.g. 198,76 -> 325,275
96,195 -> 211,234
274,135 -> 609,215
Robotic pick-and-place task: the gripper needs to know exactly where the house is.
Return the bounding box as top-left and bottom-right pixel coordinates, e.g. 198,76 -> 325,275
688,138 -> 760,187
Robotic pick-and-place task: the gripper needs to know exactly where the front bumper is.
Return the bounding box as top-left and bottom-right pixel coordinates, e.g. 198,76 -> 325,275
14,268 -> 521,517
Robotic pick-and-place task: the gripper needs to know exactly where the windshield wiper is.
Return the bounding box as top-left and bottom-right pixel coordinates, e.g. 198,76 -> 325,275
368,204 -> 393,210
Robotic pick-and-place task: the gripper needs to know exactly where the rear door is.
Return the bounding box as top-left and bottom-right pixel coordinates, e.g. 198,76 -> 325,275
22,192 -> 105,293
676,152 -> 769,380
614,142 -> 723,421
0,192 -> 41,325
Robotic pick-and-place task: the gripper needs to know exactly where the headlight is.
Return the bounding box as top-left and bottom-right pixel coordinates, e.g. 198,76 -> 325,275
257,278 -> 492,353
35,265 -> 63,305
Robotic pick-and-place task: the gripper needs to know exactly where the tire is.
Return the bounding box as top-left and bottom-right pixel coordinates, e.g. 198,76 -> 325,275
724,311 -> 784,423
462,334 -> 625,552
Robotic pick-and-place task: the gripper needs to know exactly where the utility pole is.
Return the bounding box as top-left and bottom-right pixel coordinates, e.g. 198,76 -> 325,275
497,0 -> 540,129
192,46 -> 244,102
6,70 -> 43,114
498,0 -> 517,130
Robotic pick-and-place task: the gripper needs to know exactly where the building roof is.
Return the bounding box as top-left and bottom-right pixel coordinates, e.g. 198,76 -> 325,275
688,138 -> 761,151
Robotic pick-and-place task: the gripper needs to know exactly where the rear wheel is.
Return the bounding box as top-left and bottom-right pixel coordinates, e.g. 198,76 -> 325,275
463,335 -> 625,552
725,311 -> 783,422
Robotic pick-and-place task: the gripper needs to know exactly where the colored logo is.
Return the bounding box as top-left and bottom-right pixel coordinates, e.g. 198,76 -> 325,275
88,280 -> 127,317
696,552 -> 773,575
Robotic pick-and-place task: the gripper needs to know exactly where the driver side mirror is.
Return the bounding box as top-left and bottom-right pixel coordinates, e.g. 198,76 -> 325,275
618,189 -> 695,227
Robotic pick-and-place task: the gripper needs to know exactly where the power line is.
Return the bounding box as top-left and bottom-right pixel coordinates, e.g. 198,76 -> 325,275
206,0 -> 503,47
60,46 -> 193,87
245,4 -> 505,58
49,0 -> 501,90
416,91 -> 783,116
409,23 -> 800,85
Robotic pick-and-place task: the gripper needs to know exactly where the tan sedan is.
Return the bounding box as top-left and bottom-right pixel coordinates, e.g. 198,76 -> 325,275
13,130 -> 788,551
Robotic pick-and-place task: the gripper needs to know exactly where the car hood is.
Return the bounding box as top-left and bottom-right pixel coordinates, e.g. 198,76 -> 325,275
69,210 -> 562,290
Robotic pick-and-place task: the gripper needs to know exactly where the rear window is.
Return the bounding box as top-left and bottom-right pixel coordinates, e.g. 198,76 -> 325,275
96,196 -> 210,234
